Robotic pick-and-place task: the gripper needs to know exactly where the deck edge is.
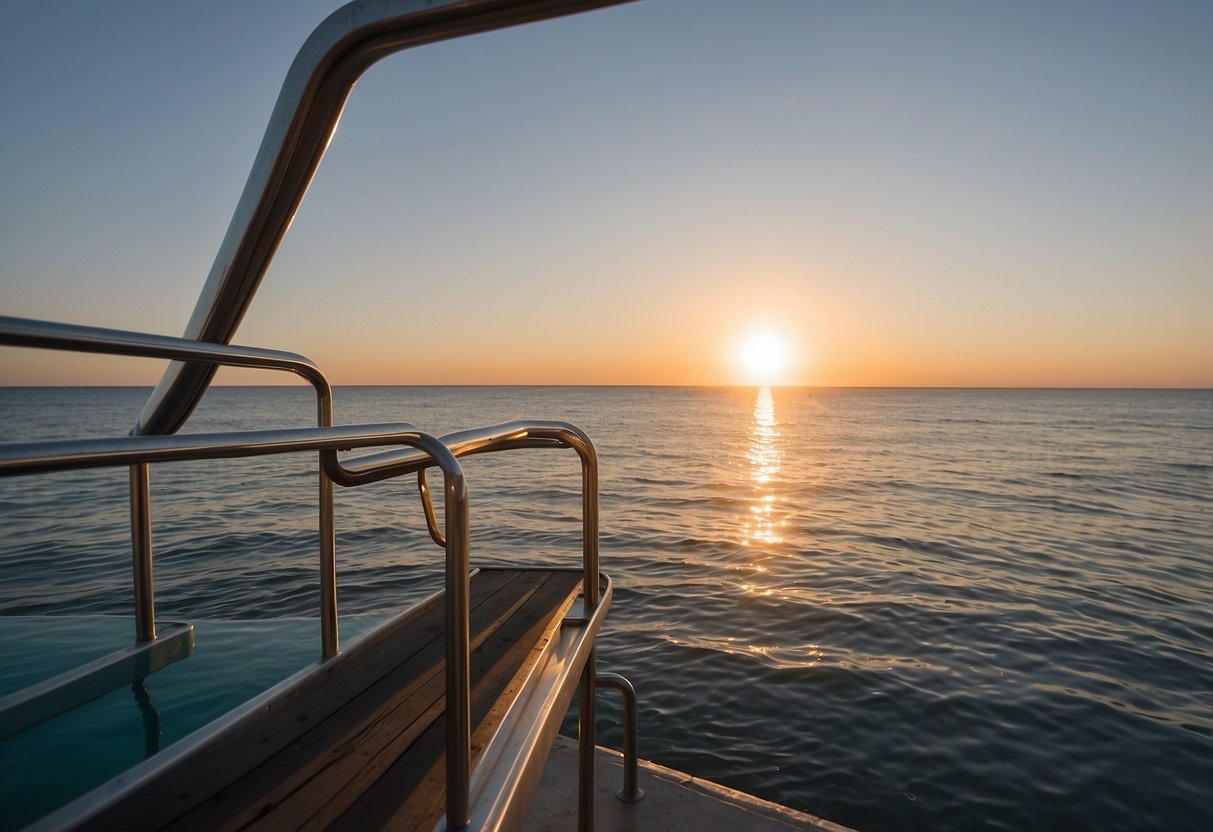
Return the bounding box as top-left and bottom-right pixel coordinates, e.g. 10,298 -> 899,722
546,736 -> 857,832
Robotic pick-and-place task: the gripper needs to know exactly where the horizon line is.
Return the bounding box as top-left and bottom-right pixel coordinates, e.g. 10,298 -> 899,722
3,383 -> 1210,391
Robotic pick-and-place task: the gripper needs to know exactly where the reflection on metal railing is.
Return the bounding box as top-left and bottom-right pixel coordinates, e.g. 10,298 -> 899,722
743,386 -> 785,547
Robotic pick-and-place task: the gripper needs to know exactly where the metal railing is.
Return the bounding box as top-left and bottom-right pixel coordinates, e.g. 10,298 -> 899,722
595,673 -> 644,802
0,410 -> 476,828
334,419 -> 606,829
332,419 -> 600,609
1,314 -> 610,645
0,314 -> 343,652
1,315 -> 618,830
0,424 -> 477,820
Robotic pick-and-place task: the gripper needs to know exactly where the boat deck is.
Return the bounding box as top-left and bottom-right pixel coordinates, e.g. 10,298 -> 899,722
528,737 -> 856,832
45,568 -> 581,831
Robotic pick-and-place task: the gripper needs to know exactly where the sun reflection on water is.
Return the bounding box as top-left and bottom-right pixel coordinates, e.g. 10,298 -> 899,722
743,386 -> 785,546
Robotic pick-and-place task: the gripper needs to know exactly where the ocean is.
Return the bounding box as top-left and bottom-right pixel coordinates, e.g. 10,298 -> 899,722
1,386 -> 1210,831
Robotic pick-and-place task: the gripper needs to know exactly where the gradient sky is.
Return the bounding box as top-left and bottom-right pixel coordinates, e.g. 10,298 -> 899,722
1,0 -> 1210,387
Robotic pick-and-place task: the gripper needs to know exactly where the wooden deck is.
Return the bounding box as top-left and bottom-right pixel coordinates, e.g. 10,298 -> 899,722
66,568 -> 583,832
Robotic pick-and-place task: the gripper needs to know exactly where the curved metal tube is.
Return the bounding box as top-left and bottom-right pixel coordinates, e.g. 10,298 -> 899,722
0,315 -> 342,651
515,422 -> 599,832
524,422 -> 598,608
417,468 -> 446,547
339,420 -> 598,605
0,423 -> 436,476
0,315 -> 334,423
424,441 -> 473,831
327,421 -> 530,486
137,0 -> 634,437
595,673 -> 643,803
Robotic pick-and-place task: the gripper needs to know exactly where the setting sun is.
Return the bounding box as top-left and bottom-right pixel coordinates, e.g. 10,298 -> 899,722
738,330 -> 791,385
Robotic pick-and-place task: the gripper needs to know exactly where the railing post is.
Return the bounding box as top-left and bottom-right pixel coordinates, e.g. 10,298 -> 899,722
316,382 -> 338,659
579,656 -> 596,831
595,673 -> 644,803
576,433 -> 599,832
319,467 -> 338,658
129,462 -> 156,642
439,449 -> 471,831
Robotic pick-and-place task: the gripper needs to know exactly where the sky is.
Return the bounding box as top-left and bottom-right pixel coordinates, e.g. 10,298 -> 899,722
1,0 -> 1210,387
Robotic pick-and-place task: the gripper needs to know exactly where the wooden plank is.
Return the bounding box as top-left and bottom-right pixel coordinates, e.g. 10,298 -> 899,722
204,570 -> 554,832
74,569 -> 527,832
327,570 -> 583,832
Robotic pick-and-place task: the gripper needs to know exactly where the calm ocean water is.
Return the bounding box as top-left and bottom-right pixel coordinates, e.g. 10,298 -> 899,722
1,386 -> 1210,831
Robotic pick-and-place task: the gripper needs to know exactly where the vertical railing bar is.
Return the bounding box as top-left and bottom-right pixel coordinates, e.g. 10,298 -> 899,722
578,437 -> 600,608
318,469 -> 338,658
129,462 -> 156,642
436,446 -> 471,831
316,386 -> 338,659
575,432 -> 599,832
578,658 -> 596,831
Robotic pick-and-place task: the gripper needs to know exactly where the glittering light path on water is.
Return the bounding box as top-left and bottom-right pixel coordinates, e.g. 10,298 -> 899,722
744,386 -> 785,547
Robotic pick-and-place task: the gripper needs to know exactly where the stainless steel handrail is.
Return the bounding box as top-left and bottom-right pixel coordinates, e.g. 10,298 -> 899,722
333,419 -> 599,608
0,315 -> 332,410
0,314 -> 344,652
137,0 -> 636,438
2,314 -> 473,657
0,424 -> 441,474
0,422 -> 475,829
329,422 -> 533,484
337,418 -> 602,830
2,318 -> 610,829
595,673 -> 643,803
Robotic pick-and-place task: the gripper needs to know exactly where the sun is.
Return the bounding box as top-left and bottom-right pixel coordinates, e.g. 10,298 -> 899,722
738,330 -> 790,385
